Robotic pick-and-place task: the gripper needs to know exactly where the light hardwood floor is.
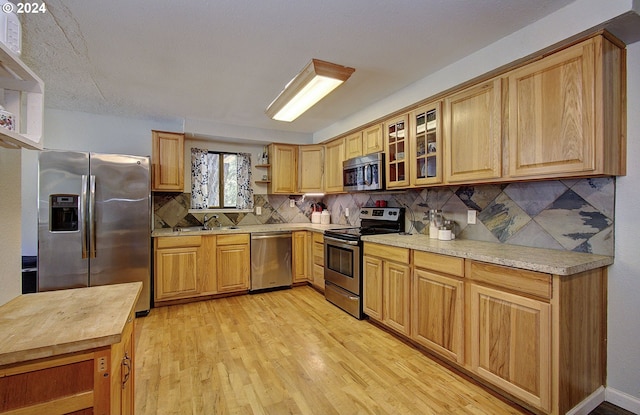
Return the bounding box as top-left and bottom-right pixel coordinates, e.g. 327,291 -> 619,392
135,286 -> 527,415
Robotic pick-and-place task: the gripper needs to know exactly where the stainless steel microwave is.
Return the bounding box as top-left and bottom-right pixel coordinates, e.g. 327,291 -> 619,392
343,153 -> 385,192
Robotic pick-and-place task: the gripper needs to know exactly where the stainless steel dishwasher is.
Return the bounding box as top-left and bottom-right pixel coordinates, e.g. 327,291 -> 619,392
250,231 -> 292,291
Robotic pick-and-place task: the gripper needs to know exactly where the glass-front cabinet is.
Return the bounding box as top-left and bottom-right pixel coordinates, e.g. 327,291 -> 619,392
384,114 -> 409,188
411,102 -> 442,186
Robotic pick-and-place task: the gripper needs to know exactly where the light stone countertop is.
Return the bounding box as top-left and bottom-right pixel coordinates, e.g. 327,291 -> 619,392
152,223 -> 352,237
0,282 -> 142,366
361,233 -> 613,276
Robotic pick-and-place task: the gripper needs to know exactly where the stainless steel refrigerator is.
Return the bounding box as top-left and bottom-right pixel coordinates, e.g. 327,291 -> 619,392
38,150 -> 151,315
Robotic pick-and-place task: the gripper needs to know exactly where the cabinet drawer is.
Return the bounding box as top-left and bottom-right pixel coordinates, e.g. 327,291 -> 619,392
414,251 -> 464,277
156,235 -> 201,249
312,232 -> 324,244
313,242 -> 324,266
217,233 -> 250,245
364,243 -> 410,263
467,260 -> 551,300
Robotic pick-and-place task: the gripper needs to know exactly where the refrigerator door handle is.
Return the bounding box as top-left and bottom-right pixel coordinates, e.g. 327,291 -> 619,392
81,174 -> 88,259
89,175 -> 96,258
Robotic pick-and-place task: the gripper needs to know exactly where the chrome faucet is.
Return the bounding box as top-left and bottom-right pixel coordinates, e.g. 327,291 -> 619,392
203,214 -> 220,229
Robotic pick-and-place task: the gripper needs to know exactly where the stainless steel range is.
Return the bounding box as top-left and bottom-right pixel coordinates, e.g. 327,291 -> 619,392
324,207 -> 405,319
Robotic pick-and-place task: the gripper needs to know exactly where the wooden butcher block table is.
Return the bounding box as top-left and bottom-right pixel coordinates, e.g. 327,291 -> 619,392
0,282 -> 142,415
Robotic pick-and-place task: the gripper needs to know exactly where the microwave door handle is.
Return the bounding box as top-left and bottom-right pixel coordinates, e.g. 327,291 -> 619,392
364,164 -> 371,186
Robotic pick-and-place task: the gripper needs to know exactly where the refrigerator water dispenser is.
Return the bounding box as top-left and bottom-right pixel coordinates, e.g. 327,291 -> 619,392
50,195 -> 79,232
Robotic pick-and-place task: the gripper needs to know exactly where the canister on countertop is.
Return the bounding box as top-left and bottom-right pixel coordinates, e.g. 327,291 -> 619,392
320,209 -> 330,225
428,209 -> 443,239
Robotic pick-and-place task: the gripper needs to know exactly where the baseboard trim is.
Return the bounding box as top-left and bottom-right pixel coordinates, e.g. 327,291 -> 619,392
606,387 -> 640,414
566,387 -> 605,415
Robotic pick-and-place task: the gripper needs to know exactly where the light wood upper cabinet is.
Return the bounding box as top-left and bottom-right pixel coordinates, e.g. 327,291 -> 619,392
152,130 -> 184,191
444,78 -> 503,183
216,234 -> 250,292
410,102 -> 443,186
268,143 -> 298,194
324,138 -> 346,193
298,145 -> 324,193
507,34 -> 626,178
384,114 -> 410,188
363,123 -> 384,154
345,131 -> 363,159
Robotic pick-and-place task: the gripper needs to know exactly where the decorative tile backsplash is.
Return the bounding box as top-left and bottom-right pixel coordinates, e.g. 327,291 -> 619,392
153,177 -> 615,255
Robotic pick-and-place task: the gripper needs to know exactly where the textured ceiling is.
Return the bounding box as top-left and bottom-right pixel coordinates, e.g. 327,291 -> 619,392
21,0 -> 576,136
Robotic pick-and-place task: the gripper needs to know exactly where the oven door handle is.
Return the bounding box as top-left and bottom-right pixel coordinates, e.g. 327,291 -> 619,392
324,235 -> 360,247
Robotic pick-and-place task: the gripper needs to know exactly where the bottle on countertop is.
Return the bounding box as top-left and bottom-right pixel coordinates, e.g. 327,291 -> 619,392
320,209 -> 330,225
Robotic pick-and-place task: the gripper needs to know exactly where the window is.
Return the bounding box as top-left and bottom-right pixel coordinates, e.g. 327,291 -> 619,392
191,148 -> 253,210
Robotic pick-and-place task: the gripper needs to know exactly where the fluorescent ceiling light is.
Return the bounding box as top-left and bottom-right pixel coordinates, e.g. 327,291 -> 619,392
266,59 -> 355,122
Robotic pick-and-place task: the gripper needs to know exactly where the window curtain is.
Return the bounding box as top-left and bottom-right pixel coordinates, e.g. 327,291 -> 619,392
236,153 -> 254,209
191,148 -> 217,209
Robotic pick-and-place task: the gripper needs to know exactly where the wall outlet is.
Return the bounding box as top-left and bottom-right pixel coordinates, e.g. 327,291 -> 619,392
255,206 -> 262,215
467,210 -> 477,225
289,199 -> 295,208
345,208 -> 349,217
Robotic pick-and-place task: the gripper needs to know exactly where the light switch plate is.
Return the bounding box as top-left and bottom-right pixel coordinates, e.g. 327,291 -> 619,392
467,210 -> 477,224
289,199 -> 295,208
345,208 -> 349,217
255,206 -> 262,215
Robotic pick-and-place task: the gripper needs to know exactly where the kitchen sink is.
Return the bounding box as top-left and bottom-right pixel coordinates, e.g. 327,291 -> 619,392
174,226 -> 207,232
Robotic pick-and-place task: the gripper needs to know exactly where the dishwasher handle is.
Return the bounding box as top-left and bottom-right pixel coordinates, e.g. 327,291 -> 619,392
251,232 -> 292,240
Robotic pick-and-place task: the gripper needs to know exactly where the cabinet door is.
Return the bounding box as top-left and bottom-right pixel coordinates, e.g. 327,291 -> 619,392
384,114 -> 410,188
152,131 -> 184,191
412,269 -> 464,363
383,261 -> 411,335
155,247 -> 198,300
298,145 -> 324,193
324,138 -> 345,193
292,231 -> 308,283
363,255 -> 383,320
217,243 -> 250,292
363,124 -> 384,154
470,283 -> 551,411
508,38 -> 595,178
345,131 -> 363,159
110,311 -> 135,415
269,144 -> 298,194
198,235 -> 217,295
444,78 -> 502,183
411,102 -> 442,186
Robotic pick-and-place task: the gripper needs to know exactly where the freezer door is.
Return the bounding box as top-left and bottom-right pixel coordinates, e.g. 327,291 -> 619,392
89,153 -> 151,313
38,150 -> 90,290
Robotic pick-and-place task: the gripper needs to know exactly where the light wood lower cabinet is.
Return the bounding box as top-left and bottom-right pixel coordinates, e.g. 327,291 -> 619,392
0,311 -> 136,415
363,243 -> 411,335
311,232 -> 325,290
154,234 -> 250,305
216,234 -> 250,292
293,231 -> 309,283
465,260 -> 605,415
469,283 -> 551,411
412,251 -> 465,364
155,236 -> 201,301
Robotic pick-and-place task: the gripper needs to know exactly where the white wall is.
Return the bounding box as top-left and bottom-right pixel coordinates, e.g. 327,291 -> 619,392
0,147 -> 22,305
608,40 -> 640,411
20,108 -> 181,256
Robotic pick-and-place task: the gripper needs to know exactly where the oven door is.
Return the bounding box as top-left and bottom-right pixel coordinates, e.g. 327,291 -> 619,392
324,236 -> 361,295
